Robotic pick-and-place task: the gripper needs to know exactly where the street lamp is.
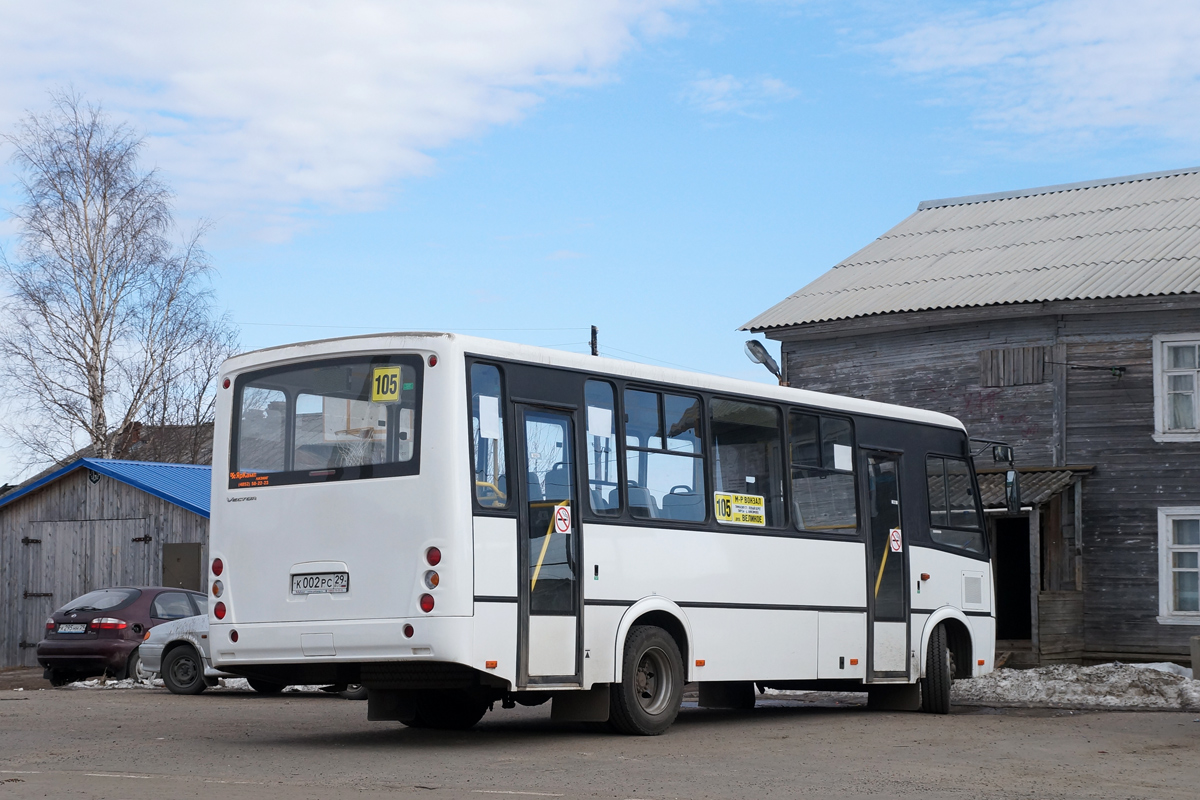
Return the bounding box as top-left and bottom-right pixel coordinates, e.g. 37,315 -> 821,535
744,340 -> 785,385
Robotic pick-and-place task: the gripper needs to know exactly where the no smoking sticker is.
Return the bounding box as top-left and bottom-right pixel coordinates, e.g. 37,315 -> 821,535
554,505 -> 572,533
889,528 -> 903,552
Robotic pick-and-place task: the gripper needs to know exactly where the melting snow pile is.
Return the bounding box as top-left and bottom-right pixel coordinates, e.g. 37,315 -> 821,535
67,675 -> 332,693
952,662 -> 1200,710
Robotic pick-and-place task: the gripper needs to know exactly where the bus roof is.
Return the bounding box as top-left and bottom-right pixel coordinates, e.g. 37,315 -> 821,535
223,331 -> 968,433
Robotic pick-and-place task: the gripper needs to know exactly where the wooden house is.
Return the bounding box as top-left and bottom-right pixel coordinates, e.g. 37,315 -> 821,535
0,459 -> 210,668
745,167 -> 1200,666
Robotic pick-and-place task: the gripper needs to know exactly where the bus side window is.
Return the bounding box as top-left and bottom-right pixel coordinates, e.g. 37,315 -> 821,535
789,412 -> 857,533
471,364 -> 508,508
711,399 -> 785,527
585,380 -> 621,516
622,389 -> 706,522
926,455 -> 984,553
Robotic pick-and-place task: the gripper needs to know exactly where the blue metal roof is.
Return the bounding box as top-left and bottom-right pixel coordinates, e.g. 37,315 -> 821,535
0,458 -> 210,518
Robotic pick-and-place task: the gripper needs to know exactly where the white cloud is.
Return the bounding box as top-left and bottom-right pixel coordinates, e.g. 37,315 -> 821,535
683,72 -> 798,116
881,0 -> 1200,142
0,1 -> 682,233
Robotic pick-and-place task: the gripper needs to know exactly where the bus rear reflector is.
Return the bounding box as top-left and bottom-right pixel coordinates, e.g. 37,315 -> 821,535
230,630 -> 239,643
403,624 -> 414,638
214,602 -> 227,620
419,594 -> 434,613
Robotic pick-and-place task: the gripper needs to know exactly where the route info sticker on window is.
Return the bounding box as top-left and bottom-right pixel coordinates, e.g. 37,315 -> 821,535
714,492 -> 765,526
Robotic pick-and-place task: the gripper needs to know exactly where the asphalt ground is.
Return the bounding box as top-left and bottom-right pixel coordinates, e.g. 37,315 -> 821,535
0,668 -> 1197,800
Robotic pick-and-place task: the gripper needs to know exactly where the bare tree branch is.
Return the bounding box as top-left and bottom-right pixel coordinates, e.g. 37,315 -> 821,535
0,89 -> 238,470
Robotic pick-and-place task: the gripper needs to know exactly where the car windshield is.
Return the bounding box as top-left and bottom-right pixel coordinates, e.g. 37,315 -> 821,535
60,588 -> 141,613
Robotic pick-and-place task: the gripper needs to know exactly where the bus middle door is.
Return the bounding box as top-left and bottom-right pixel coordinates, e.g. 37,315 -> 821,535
864,451 -> 911,681
515,404 -> 582,686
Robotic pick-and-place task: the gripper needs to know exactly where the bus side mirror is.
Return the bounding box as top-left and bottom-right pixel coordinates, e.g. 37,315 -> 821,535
993,445 -> 1014,463
1005,470 -> 1022,513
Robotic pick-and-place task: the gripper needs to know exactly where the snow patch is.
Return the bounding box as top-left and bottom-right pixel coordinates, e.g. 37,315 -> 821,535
952,662 -> 1200,710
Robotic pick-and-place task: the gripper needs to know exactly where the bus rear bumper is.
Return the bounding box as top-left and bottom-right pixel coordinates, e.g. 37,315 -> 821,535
208,616 -> 475,668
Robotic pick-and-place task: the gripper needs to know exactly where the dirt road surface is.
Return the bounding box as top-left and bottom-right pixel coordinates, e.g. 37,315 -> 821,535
0,678 -> 1196,799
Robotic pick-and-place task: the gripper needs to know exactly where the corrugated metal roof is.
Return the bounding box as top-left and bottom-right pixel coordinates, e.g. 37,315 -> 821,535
0,458 -> 210,518
973,467 -> 1090,509
744,166 -> 1200,330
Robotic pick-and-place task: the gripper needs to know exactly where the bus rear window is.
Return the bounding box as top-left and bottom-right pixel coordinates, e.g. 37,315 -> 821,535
230,355 -> 422,488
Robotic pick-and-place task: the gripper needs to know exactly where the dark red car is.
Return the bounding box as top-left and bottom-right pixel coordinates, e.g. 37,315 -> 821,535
37,587 -> 206,686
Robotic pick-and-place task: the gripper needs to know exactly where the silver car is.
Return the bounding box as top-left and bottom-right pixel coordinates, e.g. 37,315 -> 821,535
141,614 -> 365,698
139,614 -> 232,694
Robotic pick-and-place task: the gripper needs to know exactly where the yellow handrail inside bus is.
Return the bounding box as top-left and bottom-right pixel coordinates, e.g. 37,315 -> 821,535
874,538 -> 891,598
474,480 -> 506,501
531,500 -> 568,591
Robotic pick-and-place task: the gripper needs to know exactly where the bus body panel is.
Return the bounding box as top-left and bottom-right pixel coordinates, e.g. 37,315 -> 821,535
582,524 -> 867,609
817,612 -> 868,679
472,516 -> 517,599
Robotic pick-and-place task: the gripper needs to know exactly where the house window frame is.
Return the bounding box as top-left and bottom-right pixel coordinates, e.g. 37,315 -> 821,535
1156,506 -> 1200,625
1152,333 -> 1200,442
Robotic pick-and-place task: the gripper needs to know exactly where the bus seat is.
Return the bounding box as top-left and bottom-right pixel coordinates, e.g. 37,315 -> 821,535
527,471 -> 544,502
661,490 -> 704,521
543,464 -> 571,501
627,486 -> 658,518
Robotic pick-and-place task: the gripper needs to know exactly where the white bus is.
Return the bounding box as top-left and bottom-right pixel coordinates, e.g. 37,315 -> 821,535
208,333 -> 994,734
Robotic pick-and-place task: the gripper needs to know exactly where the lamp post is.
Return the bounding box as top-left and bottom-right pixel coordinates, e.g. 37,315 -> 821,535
744,340 -> 785,386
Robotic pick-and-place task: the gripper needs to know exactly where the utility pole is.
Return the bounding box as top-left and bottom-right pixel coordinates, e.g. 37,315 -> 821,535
590,325 -> 599,356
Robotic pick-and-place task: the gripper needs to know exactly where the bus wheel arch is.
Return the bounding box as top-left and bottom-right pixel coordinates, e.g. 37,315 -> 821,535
918,610 -> 974,680
612,599 -> 692,683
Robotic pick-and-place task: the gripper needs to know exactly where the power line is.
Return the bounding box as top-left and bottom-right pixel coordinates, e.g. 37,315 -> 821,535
234,321 -> 590,332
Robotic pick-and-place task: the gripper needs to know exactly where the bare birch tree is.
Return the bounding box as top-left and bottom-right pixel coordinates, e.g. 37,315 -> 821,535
0,91 -> 238,467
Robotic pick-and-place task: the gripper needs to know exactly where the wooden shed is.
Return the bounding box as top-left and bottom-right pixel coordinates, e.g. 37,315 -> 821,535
745,166 -> 1200,666
0,458 -> 210,668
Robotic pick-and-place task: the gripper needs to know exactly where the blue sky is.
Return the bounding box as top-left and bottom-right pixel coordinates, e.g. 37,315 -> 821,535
3,0 -> 1200,476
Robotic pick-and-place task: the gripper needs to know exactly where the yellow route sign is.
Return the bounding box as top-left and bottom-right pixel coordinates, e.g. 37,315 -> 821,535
370,366 -> 401,403
713,492 -> 765,526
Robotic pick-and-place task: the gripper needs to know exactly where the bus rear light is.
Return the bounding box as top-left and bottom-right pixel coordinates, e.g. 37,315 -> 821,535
212,558 -> 223,576
419,594 -> 434,613
425,547 -> 441,566
230,630 -> 239,643
428,355 -> 438,367
212,580 -> 224,597
849,658 -> 859,666
214,602 -> 227,620
222,378 -> 230,389
423,571 -> 439,589
89,618 -> 127,630
485,660 -> 497,669
403,624 -> 414,638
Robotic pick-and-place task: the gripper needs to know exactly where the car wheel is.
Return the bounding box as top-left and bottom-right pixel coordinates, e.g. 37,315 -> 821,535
920,623 -> 952,715
247,678 -> 287,695
162,646 -> 208,695
47,669 -> 76,688
340,684 -> 368,701
609,625 -> 684,736
124,648 -> 141,682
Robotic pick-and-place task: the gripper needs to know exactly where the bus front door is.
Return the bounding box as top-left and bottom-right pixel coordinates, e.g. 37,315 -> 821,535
515,405 -> 581,685
865,452 -> 911,680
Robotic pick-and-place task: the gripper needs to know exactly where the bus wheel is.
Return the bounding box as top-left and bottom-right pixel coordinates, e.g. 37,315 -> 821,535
609,625 -> 684,735
410,690 -> 488,730
920,623 -> 952,714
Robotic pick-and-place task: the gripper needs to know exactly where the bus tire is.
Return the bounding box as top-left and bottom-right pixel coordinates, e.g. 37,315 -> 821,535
609,625 -> 684,736
920,623 -> 952,715
410,690 -> 488,730
248,678 -> 287,695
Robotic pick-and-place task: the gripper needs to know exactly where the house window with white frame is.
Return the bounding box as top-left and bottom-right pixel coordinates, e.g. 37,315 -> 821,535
1153,335 -> 1200,439
1158,508 -> 1200,623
